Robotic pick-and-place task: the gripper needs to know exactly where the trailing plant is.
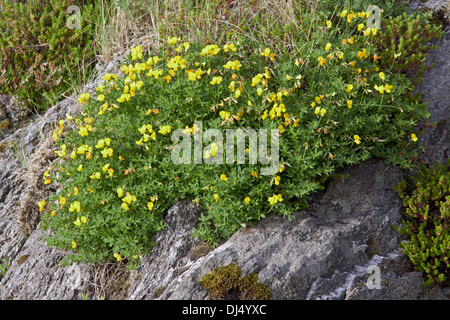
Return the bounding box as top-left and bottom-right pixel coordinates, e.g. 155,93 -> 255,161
0,0 -> 97,112
38,5 -> 439,267
394,160 -> 450,286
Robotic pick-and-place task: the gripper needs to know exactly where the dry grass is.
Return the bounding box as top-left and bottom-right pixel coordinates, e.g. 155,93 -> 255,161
92,0 -> 336,62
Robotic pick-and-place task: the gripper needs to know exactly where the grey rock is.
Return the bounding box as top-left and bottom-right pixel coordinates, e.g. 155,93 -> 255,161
127,160 -> 447,300
410,0 -> 450,23
414,24 -> 450,165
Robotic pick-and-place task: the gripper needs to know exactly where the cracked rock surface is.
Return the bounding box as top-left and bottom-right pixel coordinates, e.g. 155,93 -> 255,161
0,5 -> 449,299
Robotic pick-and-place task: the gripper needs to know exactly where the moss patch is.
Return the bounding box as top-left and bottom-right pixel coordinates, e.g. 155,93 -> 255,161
17,255 -> 29,265
198,263 -> 271,300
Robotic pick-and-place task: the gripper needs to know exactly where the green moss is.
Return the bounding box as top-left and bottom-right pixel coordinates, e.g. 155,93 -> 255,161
152,285 -> 168,299
198,263 -> 271,300
0,141 -> 17,155
365,234 -> 382,258
0,119 -> 10,130
190,242 -> 214,261
17,255 -> 29,265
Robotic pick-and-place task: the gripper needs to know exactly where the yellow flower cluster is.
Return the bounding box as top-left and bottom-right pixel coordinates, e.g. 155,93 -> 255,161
137,124 -> 157,146
183,123 -> 200,135
158,125 -> 172,135
260,48 -> 275,61
268,194 -> 283,205
186,68 -> 205,81
74,216 -> 87,227
130,45 -> 143,60
77,93 -> 90,104
223,60 -> 242,71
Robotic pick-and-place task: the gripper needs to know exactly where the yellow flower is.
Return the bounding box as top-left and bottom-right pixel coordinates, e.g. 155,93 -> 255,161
122,193 -> 137,204
77,93 -> 90,104
223,60 -> 242,71
346,84 -> 353,92
244,197 -> 251,204
121,203 -> 130,211
384,83 -> 393,93
234,87 -> 241,98
268,194 -> 284,205
374,84 -> 385,94
210,76 -> 222,85
59,196 -> 67,206
251,171 -> 258,178
213,194 -> 219,202
220,174 -> 228,182
340,10 -> 348,17
101,147 -> 113,158
411,133 -> 418,142
97,94 -> 105,102
69,201 -> 81,213
74,217 -> 81,227
200,44 -> 220,56
147,201 -> 154,211
274,176 -> 281,185
315,96 -> 322,104
90,172 -> 101,179
257,87 -> 263,96
326,20 -> 332,28
114,253 -> 122,262
130,45 -> 143,60
102,163 -> 110,172
354,135 -> 361,144
81,216 -> 87,224
223,43 -> 237,52
71,241 -> 77,249
261,48 -> 271,57
358,23 -> 364,31
78,126 -> 89,137
117,187 -> 124,198
325,43 -> 331,51
74,187 -> 79,196
38,200 -> 46,212
279,164 -> 285,173
210,143 -> 219,157
347,100 -> 353,109
379,72 -> 386,81
158,126 -> 172,135
318,56 -> 327,66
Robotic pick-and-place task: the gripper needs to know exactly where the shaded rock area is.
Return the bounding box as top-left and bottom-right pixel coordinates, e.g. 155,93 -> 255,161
0,3 -> 449,300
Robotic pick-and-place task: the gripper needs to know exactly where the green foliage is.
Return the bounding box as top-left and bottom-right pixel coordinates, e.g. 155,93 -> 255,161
0,0 -> 97,112
394,160 -> 450,286
198,263 -> 272,300
0,258 -> 10,281
374,11 -> 444,76
38,3 -> 439,267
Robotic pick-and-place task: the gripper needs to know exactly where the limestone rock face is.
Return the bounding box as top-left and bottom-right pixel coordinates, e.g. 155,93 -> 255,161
0,4 -> 449,300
